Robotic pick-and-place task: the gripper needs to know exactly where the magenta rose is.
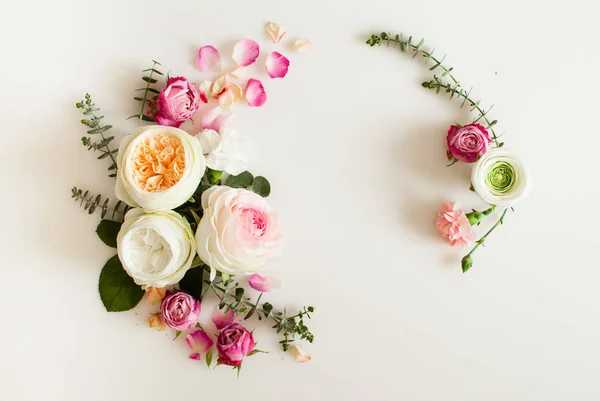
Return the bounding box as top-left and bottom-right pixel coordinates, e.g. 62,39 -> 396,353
153,77 -> 200,127
216,323 -> 255,366
446,123 -> 492,163
160,291 -> 200,331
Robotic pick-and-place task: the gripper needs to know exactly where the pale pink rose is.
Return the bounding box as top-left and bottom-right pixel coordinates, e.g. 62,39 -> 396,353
435,202 -> 475,247
153,76 -> 200,127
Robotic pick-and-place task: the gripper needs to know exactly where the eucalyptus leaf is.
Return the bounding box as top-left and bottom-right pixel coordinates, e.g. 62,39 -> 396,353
225,171 -> 254,188
98,255 -> 144,312
96,220 -> 122,248
251,176 -> 271,197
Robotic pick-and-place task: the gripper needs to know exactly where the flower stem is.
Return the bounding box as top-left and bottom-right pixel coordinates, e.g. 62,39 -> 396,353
462,208 -> 508,272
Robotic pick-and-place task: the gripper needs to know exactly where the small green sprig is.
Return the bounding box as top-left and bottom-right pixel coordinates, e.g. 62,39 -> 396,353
76,94 -> 118,177
366,32 -> 501,147
71,187 -> 127,221
128,60 -> 162,124
461,208 -> 509,273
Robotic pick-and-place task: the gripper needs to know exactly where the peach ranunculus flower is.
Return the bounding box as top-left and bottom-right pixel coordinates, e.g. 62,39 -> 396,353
435,202 -> 475,247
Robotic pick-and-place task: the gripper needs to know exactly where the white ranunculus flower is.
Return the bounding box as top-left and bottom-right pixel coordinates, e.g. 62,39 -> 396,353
195,186 -> 283,280
115,125 -> 206,211
196,128 -> 247,175
471,148 -> 531,206
117,208 -> 196,287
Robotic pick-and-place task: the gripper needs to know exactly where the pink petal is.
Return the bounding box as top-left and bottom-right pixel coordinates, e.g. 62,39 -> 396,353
293,39 -> 314,53
211,308 -> 235,330
232,39 -> 260,67
201,106 -> 232,131
198,81 -> 212,103
265,22 -> 287,43
248,274 -> 273,292
189,353 -> 201,360
265,52 -> 290,79
185,330 -> 214,354
196,45 -> 221,72
245,78 -> 267,107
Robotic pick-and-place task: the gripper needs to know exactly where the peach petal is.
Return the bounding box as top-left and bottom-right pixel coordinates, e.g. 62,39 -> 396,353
289,345 -> 311,363
198,81 -> 212,103
265,22 -> 287,43
196,45 -> 221,72
245,78 -> 267,107
201,106 -> 233,132
265,51 -> 290,79
211,75 -> 228,97
293,39 -> 314,53
218,83 -> 243,110
145,286 -> 167,304
232,39 -> 260,67
148,313 -> 165,331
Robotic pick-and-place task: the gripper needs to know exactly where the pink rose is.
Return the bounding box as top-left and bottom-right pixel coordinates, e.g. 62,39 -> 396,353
154,77 -> 200,127
446,123 -> 492,163
216,323 -> 255,367
435,202 -> 475,247
160,291 -> 200,331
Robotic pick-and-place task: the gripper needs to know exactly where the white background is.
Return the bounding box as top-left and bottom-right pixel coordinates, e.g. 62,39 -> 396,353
1,0 -> 599,400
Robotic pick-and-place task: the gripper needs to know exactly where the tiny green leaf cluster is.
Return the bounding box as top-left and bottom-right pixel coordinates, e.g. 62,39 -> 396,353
71,187 -> 127,220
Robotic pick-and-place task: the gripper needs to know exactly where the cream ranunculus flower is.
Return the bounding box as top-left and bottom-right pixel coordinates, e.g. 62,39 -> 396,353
117,208 -> 196,287
471,148 -> 531,206
195,186 -> 283,280
196,128 -> 247,175
115,125 -> 206,211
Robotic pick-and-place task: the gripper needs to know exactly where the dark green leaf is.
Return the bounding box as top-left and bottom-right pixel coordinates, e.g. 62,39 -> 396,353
133,97 -> 144,102
98,255 -> 144,312
135,87 -> 160,94
178,267 -> 204,299
251,176 -> 271,197
225,171 -> 254,188
142,76 -> 158,83
206,350 -> 213,368
96,220 -> 122,248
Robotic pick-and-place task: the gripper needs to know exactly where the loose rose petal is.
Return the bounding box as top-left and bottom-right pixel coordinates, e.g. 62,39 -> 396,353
145,286 -> 166,305
196,45 -> 221,72
147,313 -> 165,331
198,81 -> 212,103
230,66 -> 246,79
248,274 -> 273,292
189,353 -> 201,360
245,78 -> 267,107
293,39 -> 314,53
265,22 -> 287,43
211,308 -> 235,330
211,75 -> 228,97
265,51 -> 290,79
289,345 -> 311,363
185,330 -> 214,355
201,106 -> 233,132
232,39 -> 260,67
218,83 -> 243,109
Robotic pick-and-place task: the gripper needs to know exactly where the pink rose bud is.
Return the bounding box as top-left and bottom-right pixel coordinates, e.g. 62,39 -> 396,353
153,76 -> 201,128
446,123 -> 492,163
435,202 -> 475,247
216,323 -> 255,367
160,291 -> 201,331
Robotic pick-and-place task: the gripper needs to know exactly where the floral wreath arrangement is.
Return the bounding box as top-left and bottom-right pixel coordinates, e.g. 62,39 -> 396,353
367,32 -> 531,273
71,23 -> 315,372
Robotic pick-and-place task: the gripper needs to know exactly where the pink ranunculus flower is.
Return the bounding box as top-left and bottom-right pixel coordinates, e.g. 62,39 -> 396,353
216,323 -> 255,367
195,186 -> 283,280
159,291 -> 201,331
435,202 -> 475,247
446,123 -> 492,163
153,77 -> 200,128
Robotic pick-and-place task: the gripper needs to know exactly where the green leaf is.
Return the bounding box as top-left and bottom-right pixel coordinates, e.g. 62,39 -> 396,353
174,330 -> 182,340
98,255 -> 144,312
206,350 -> 213,368
225,171 -> 254,188
96,220 -> 122,248
247,349 -> 267,356
206,168 -> 223,185
142,76 -> 158,83
178,267 -> 204,299
251,176 -> 271,197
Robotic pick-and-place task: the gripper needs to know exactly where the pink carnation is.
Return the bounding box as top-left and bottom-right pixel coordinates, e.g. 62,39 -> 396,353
153,77 -> 200,128
446,123 -> 492,163
435,202 -> 475,247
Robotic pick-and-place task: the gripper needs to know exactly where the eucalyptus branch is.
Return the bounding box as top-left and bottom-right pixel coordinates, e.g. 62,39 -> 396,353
461,208 -> 509,273
128,60 -> 162,124
76,94 -> 118,177
366,32 -> 501,147
71,187 -> 127,221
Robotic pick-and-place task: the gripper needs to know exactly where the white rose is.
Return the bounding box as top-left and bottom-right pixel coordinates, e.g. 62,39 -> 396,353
115,125 -> 206,211
471,148 -> 531,206
196,128 -> 247,175
195,186 -> 283,280
117,208 -> 196,287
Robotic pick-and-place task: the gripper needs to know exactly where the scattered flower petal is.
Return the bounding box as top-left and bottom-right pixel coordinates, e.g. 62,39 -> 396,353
145,286 -> 167,304
248,274 -> 274,292
201,106 -> 233,132
198,81 -> 212,103
189,353 -> 201,360
265,22 -> 287,43
289,345 -> 311,363
245,78 -> 267,107
232,39 -> 260,67
196,45 -> 221,72
230,66 -> 246,79
218,83 -> 243,109
211,308 -> 235,330
211,75 -> 228,97
147,313 -> 165,331
293,39 -> 314,53
265,51 -> 290,79
186,329 -> 214,356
